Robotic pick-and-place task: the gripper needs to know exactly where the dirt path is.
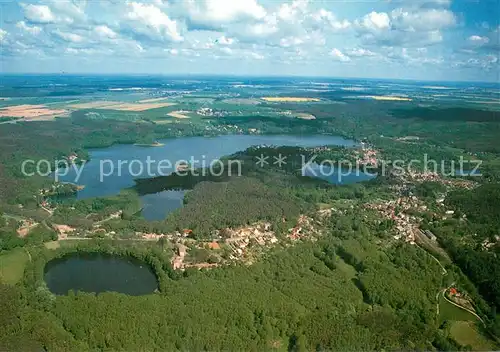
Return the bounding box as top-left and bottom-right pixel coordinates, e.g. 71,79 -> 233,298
94,211 -> 122,225
24,247 -> 32,262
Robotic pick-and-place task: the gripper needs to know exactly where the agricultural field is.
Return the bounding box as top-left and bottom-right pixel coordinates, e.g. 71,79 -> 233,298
450,321 -> 497,351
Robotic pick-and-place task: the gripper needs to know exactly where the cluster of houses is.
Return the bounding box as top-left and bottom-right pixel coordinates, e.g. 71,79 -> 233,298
196,107 -> 228,117
16,219 -> 38,237
355,148 -> 378,166
400,171 -> 476,190
288,215 -> 321,241
366,197 -> 428,243
203,124 -> 244,134
222,222 -> 278,260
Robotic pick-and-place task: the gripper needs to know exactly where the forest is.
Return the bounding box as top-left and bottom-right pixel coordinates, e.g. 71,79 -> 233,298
432,184 -> 500,335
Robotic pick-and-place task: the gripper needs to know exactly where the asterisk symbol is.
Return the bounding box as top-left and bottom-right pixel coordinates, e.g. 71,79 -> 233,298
273,154 -> 287,167
255,154 -> 269,167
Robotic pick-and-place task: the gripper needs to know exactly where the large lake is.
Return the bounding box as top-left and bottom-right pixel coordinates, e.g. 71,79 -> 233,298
44,253 -> 158,295
54,134 -> 368,220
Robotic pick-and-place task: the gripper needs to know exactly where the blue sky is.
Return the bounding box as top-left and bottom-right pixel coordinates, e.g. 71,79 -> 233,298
0,0 -> 498,81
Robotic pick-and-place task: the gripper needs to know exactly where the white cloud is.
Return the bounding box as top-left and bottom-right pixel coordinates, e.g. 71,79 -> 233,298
65,47 -> 98,55
250,51 -> 264,60
220,47 -> 233,55
347,48 -> 376,57
48,0 -> 86,23
169,48 -> 179,55
391,8 -> 455,31
126,2 -> 183,42
355,7 -> 455,47
21,4 -> 56,24
468,35 -> 489,45
216,36 -> 235,45
310,8 -> 350,31
94,25 -> 117,39
186,0 -> 266,28
0,29 -> 7,43
16,21 -> 42,35
53,30 -> 84,43
279,36 -> 304,47
358,12 -> 391,31
226,0 -> 348,49
330,48 -> 350,62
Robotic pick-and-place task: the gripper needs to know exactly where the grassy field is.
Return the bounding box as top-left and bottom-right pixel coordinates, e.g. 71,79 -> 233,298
438,292 -> 478,324
0,247 -> 29,285
450,321 -> 497,351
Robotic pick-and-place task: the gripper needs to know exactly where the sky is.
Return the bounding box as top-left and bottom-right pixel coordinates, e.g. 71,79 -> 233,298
0,0 -> 499,82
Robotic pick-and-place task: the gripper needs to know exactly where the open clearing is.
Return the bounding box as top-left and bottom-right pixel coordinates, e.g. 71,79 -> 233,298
68,101 -> 176,111
261,97 -> 321,102
0,248 -> 29,285
167,110 -> 191,119
438,292 -> 478,324
450,321 -> 496,351
0,104 -> 68,120
153,119 -> 175,124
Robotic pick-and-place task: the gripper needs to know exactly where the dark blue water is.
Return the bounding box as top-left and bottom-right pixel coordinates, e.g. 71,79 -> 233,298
140,190 -> 185,221
302,163 -> 376,184
44,253 -> 158,295
54,134 -> 360,220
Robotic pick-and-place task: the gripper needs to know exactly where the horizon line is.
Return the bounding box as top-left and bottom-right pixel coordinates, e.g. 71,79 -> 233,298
0,72 -> 498,85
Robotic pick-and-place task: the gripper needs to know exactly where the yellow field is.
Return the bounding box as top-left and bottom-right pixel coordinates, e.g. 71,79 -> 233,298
167,111 -> 191,119
368,96 -> 412,101
0,104 -> 68,120
0,248 -> 29,285
261,97 -> 321,102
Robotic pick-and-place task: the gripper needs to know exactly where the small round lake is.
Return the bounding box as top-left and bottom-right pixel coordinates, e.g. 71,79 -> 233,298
44,253 -> 158,295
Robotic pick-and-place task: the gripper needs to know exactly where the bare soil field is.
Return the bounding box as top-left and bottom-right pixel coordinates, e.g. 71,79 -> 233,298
167,110 -> 191,119
68,101 -> 123,109
106,102 -> 176,111
138,97 -> 171,103
296,113 -> 316,120
261,97 -> 321,102
0,104 -> 68,120
68,101 -> 176,111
